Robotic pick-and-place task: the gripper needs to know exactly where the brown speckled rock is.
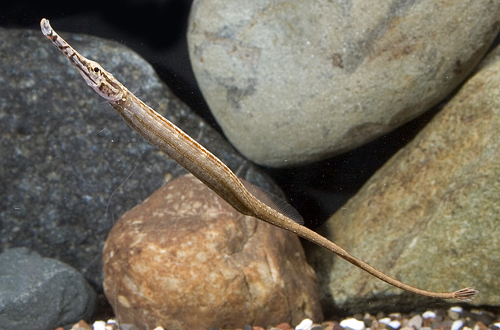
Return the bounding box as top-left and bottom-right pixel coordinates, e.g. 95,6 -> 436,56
308,44 -> 500,313
188,0 -> 500,167
103,174 -> 322,330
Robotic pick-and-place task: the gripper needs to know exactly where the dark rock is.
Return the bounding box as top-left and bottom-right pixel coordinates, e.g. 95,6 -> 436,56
0,26 -> 282,289
0,247 -> 95,330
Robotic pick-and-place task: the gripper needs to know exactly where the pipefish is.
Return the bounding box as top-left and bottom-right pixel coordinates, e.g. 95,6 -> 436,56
40,18 -> 476,301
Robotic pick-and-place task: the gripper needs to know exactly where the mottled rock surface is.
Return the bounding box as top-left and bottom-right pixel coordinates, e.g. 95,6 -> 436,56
308,44 -> 500,313
0,247 -> 95,330
0,26 -> 282,289
188,0 -> 500,167
103,174 -> 322,330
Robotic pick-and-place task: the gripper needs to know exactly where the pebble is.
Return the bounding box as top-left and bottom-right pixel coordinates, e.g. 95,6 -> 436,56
387,320 -> 402,330
68,320 -> 92,330
93,321 -> 107,330
66,307 -> 500,330
379,318 -> 392,325
423,311 -> 437,320
340,318 -> 365,330
474,322 -> 488,330
408,315 -> 423,329
451,320 -> 464,330
449,307 -> 464,321
311,325 -> 325,330
296,319 -> 314,330
275,322 -> 293,330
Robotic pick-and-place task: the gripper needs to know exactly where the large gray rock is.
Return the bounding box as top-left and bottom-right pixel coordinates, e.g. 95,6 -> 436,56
0,247 -> 95,330
0,26 -> 282,290
103,173 -> 322,330
308,44 -> 500,313
188,0 -> 500,167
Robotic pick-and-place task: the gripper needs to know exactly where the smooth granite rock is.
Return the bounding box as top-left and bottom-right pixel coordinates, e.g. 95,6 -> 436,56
308,44 -> 500,313
103,174 -> 322,330
188,0 -> 500,167
0,27 -> 283,290
0,247 -> 95,330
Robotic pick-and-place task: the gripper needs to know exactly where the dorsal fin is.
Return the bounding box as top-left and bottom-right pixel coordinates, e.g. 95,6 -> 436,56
241,180 -> 304,225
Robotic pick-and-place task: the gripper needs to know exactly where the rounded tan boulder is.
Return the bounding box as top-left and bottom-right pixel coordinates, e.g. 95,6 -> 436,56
309,44 -> 500,313
103,174 -> 322,330
188,0 -> 500,167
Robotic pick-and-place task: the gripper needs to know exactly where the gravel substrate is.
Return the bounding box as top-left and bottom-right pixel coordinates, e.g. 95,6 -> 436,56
61,306 -> 500,330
